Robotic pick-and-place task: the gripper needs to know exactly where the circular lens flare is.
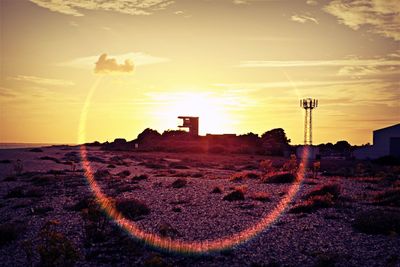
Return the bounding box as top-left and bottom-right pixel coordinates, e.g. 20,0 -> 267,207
78,77 -> 308,254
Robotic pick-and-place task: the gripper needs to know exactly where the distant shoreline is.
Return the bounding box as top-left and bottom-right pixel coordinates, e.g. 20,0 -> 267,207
0,143 -> 76,149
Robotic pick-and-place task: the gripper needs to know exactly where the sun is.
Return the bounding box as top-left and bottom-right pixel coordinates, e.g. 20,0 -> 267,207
153,91 -> 236,135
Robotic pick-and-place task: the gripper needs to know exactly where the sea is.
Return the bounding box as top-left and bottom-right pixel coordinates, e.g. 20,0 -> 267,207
0,143 -> 75,149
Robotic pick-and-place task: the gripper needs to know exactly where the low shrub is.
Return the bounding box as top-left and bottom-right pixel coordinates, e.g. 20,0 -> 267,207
117,170 -> 131,178
67,196 -> 94,211
259,159 -> 274,174
0,223 -> 25,247
29,148 -> 43,152
373,188 -> 400,207
81,200 -> 108,244
304,183 -> 341,201
39,156 -> 60,163
4,187 -> 25,198
32,206 -> 54,216
158,222 -> 179,239
171,178 -> 187,188
373,156 -> 400,166
229,172 -> 256,182
37,221 -> 80,267
3,175 -> 17,181
223,190 -> 245,201
168,162 -> 189,169
116,198 -> 150,220
353,209 -> 400,235
211,186 -> 222,194
143,254 -> 167,267
30,175 -> 53,186
94,169 -> 110,179
24,187 -> 45,198
262,172 -> 296,184
290,194 -> 335,214
250,192 -> 271,202
132,174 -> 148,181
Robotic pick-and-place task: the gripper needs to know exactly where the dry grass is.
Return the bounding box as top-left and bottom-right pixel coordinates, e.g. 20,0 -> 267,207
0,223 -> 25,247
290,183 -> 342,214
373,188 -> 400,207
262,172 -> 296,184
223,189 -> 245,201
353,209 -> 400,235
115,198 -> 150,220
250,192 -> 271,202
230,171 -> 260,182
303,183 -> 341,201
171,178 -> 187,188
211,186 -> 223,194
290,194 -> 335,214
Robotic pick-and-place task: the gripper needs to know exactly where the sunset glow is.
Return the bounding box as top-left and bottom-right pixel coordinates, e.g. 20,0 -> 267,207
1,0 -> 399,145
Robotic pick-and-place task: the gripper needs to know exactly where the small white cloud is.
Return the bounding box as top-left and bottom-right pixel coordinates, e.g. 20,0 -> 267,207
233,0 -> 248,4
59,52 -> 169,70
94,54 -> 134,74
306,0 -> 318,6
291,14 -> 319,24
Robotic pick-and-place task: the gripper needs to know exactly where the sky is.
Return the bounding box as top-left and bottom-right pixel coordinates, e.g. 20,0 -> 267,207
0,0 -> 399,145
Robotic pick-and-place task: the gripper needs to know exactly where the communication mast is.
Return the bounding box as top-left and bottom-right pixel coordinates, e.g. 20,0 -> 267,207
300,98 -> 318,145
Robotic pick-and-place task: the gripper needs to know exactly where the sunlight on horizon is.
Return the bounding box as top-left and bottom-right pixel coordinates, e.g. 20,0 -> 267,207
150,91 -> 237,135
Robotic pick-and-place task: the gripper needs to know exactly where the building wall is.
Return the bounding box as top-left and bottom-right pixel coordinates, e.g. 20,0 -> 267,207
354,124 -> 400,159
373,126 -> 400,155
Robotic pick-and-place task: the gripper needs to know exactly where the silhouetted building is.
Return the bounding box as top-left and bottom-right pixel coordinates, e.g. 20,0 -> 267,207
354,123 -> 400,159
178,116 -> 199,136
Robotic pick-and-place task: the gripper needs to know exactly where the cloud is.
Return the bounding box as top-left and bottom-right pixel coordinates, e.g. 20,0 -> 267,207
29,0 -> 174,16
306,0 -> 318,5
323,0 -> 400,41
60,52 -> 169,71
233,0 -> 248,4
94,53 -> 134,74
237,58 -> 400,68
291,14 -> 319,24
9,75 -> 75,86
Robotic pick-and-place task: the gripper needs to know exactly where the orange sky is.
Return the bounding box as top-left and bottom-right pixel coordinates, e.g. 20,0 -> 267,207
0,0 -> 399,145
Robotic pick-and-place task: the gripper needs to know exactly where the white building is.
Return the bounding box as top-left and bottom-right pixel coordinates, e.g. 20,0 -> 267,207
354,123 -> 400,159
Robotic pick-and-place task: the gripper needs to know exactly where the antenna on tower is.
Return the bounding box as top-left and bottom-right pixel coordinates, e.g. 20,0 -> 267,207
300,98 -> 318,145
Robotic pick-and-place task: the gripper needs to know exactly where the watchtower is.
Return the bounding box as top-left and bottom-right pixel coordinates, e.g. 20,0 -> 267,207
178,116 -> 199,136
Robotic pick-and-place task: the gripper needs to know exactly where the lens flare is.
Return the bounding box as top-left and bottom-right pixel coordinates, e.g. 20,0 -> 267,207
78,77 -> 309,254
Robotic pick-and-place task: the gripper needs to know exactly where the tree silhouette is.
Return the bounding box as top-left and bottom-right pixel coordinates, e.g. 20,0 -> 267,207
261,128 -> 290,156
137,128 -> 161,142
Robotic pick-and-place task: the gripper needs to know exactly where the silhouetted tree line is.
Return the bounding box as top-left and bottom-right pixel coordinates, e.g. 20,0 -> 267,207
101,127 -> 356,156
132,127 -> 291,156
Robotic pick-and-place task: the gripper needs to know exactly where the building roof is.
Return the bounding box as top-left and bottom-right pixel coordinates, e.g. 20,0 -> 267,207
373,123 -> 400,133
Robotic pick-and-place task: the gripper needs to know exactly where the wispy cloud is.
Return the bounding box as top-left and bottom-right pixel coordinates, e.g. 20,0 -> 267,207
29,0 -> 174,16
59,52 -> 169,70
291,14 -> 318,24
306,0 -> 318,6
237,58 -> 400,68
233,0 -> 249,4
213,78 -> 382,91
323,0 -> 400,41
94,53 -> 134,74
9,75 -> 75,86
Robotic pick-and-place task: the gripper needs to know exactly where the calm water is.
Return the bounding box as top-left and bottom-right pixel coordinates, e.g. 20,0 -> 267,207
0,143 -> 72,149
